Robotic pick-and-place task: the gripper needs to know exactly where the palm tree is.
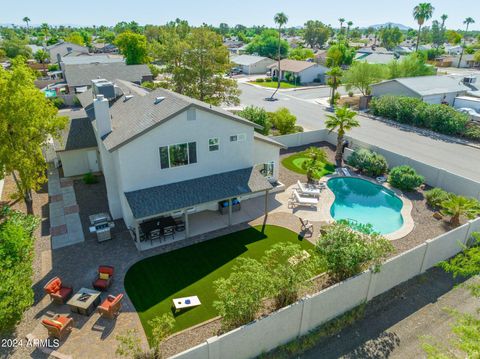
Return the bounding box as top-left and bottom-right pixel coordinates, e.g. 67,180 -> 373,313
301,147 -> 328,182
34,49 -> 49,73
440,14 -> 448,29
413,3 -> 435,51
22,16 -> 30,30
271,12 -> 288,100
338,18 -> 345,34
327,66 -> 343,107
325,106 -> 360,165
458,17 -> 475,68
440,195 -> 480,227
346,21 -> 353,39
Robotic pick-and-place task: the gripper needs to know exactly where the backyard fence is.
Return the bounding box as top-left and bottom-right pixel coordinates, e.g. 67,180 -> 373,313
275,129 -> 480,200
171,218 -> 480,359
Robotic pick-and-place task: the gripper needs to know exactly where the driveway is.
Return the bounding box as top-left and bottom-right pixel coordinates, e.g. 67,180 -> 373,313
298,268 -> 478,359
238,84 -> 480,182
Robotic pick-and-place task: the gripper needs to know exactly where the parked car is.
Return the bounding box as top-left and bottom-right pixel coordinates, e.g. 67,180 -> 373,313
229,67 -> 243,76
458,107 -> 480,123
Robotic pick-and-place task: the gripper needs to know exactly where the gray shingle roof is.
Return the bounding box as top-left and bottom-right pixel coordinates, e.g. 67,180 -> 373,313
125,167 -> 272,219
61,54 -> 124,65
231,55 -> 272,66
54,109 -> 97,151
376,75 -> 470,96
64,62 -> 151,87
98,80 -> 261,152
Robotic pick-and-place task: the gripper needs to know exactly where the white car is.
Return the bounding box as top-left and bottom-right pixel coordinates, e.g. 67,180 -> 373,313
458,107 -> 480,117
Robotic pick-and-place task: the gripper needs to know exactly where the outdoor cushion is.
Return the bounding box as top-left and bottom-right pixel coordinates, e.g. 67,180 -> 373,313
93,279 -> 108,289
58,287 -> 72,299
55,316 -> 71,326
99,272 -> 110,280
42,319 -> 62,330
99,266 -> 114,276
45,278 -> 62,293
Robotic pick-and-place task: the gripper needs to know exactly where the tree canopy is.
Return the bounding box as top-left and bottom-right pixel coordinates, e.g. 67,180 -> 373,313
303,20 -> 331,49
343,62 -> 387,96
379,26 -> 403,50
326,42 -> 355,67
246,29 -> 289,59
115,31 -> 149,65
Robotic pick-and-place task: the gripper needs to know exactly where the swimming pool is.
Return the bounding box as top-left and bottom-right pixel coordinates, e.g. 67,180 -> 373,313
328,177 -> 404,234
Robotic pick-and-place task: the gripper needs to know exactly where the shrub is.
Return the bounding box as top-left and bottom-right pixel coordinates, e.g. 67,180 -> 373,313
255,78 -> 265,83
440,195 -> 480,227
347,148 -> 388,176
425,188 -> 452,209
147,63 -> 160,78
388,165 -> 424,191
214,258 -> 268,330
237,106 -> 271,135
0,207 -> 39,333
316,222 -> 394,281
464,125 -> 480,141
73,96 -> 81,107
264,77 -> 272,82
47,63 -> 59,71
348,91 -> 354,97
50,97 -> 65,109
269,107 -> 297,135
83,172 -> 98,184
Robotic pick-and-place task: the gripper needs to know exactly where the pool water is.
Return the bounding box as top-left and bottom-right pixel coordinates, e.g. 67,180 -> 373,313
328,177 -> 404,234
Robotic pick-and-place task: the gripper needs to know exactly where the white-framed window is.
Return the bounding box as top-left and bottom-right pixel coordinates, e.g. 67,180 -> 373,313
159,142 -> 197,169
209,138 -> 219,151
230,133 -> 246,142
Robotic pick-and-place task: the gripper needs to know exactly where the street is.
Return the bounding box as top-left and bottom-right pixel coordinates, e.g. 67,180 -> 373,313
238,83 -> 480,182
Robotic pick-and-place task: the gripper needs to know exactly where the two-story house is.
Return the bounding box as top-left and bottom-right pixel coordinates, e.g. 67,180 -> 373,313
56,79 -> 284,250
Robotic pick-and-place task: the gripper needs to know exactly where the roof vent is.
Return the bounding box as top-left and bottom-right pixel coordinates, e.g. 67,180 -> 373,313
154,96 -> 165,104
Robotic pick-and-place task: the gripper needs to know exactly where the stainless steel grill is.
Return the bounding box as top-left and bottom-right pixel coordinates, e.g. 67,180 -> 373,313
89,213 -> 114,242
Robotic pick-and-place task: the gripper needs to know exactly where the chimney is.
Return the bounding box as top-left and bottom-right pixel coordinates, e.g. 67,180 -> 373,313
93,94 -> 112,138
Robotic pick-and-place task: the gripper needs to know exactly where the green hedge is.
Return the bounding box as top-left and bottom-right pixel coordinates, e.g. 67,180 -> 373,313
347,148 -> 388,177
0,207 -> 39,334
370,96 -> 470,136
388,165 -> 424,191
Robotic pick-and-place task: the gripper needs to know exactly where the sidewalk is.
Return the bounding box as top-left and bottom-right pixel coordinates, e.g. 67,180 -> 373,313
48,165 -> 84,249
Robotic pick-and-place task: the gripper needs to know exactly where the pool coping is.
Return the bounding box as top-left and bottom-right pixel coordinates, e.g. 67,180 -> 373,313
318,173 -> 415,241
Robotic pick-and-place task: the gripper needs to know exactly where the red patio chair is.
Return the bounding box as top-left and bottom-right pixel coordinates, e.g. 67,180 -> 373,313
92,265 -> 114,291
43,277 -> 73,304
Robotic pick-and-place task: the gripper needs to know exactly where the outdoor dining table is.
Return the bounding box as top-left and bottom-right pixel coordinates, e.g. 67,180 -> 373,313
140,216 -> 176,238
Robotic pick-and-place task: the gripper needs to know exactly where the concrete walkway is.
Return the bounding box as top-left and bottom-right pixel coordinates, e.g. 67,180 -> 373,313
48,165 -> 84,249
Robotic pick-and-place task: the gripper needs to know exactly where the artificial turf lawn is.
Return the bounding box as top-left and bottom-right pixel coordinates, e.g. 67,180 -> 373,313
281,151 -> 335,179
249,81 -> 300,89
124,225 -> 315,339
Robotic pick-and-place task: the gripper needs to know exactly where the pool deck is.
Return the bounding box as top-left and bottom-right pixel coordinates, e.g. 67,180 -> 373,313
282,172 -> 415,241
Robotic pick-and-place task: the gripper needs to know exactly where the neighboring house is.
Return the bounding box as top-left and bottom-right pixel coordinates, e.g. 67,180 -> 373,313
60,54 -> 124,66
60,79 -> 284,250
371,75 -> 471,105
47,41 -> 89,62
92,43 -> 119,54
393,46 -> 413,55
231,55 -> 275,75
63,62 -> 152,93
357,46 -> 390,55
314,49 -> 328,66
451,54 -> 480,69
268,59 -> 328,84
357,53 -> 404,64
27,44 -> 44,55
54,109 -> 99,177
445,45 -> 463,56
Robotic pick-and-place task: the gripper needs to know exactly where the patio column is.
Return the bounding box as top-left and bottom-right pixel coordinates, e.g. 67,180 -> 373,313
228,198 -> 232,226
135,221 -> 140,243
185,211 -> 189,238
264,190 -> 269,217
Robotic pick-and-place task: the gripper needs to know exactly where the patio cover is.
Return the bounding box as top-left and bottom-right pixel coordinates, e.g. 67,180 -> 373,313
125,167 -> 273,220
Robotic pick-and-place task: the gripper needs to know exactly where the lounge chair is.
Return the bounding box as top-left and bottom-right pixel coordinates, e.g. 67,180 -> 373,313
297,180 -> 321,197
292,190 -> 318,208
92,265 -> 114,291
341,167 -> 352,176
98,294 -> 123,319
43,277 -> 73,305
41,314 -> 74,339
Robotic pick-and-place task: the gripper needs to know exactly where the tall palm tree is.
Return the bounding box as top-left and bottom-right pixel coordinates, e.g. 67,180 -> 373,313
338,18 -> 345,33
440,14 -> 448,45
325,106 -> 360,165
458,17 -> 475,68
327,66 -> 343,107
346,21 -> 353,39
413,3 -> 435,51
271,12 -> 288,100
22,16 -> 30,30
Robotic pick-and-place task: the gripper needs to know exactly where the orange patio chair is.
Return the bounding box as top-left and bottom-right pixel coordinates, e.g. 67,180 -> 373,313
41,314 -> 74,339
97,294 -> 123,319
43,277 -> 73,304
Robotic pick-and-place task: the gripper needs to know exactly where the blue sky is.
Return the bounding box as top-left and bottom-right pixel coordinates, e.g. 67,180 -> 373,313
2,0 -> 479,30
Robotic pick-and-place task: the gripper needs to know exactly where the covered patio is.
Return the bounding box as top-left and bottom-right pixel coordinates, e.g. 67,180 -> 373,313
125,167 -> 276,251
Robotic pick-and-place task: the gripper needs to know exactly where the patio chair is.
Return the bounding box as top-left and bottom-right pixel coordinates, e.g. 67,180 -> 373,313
43,277 -> 73,304
92,265 -> 114,291
174,218 -> 185,232
163,226 -> 175,241
340,167 -> 352,177
300,218 -> 313,235
97,294 -> 123,319
41,314 -> 74,339
297,180 -> 321,197
292,190 -> 318,208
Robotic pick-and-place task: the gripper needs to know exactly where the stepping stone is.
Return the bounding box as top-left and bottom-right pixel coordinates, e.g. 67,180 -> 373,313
50,224 -> 67,236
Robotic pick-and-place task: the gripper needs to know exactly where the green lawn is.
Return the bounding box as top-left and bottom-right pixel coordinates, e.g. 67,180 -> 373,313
282,152 -> 335,179
124,225 -> 315,339
249,81 -> 300,89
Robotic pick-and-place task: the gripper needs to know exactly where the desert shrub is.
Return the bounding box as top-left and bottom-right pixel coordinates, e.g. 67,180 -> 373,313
464,125 -> 480,141
237,106 -> 271,135
50,97 -> 65,109
425,188 -> 452,209
269,107 -> 297,135
388,165 -> 424,191
0,207 -> 39,333
83,172 -> 98,184
348,91 -> 354,97
316,222 -> 394,280
347,148 -> 388,176
424,105 -> 469,135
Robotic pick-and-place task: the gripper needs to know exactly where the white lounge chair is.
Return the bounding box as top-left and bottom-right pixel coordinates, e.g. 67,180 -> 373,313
292,189 -> 318,208
341,167 -> 352,176
297,180 -> 321,197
